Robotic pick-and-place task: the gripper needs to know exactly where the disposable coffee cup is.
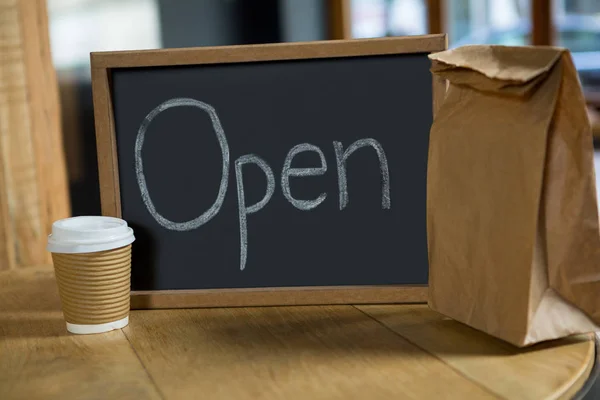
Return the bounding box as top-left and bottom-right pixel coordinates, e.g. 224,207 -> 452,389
47,216 -> 135,334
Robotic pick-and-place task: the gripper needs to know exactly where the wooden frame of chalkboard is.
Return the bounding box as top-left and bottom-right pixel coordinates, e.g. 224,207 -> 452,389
91,34 -> 447,309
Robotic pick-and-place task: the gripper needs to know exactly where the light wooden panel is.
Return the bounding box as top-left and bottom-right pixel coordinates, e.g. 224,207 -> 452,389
0,0 -> 70,270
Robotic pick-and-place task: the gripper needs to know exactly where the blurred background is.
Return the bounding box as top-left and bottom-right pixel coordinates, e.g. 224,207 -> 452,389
45,0 -> 600,217
0,0 -> 597,270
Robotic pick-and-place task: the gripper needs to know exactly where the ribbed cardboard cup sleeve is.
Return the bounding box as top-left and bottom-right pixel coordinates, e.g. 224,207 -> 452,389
52,245 -> 131,325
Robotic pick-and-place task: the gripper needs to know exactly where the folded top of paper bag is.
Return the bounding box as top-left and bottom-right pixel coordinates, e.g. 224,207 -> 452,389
428,45 -> 573,97
429,44 -> 564,82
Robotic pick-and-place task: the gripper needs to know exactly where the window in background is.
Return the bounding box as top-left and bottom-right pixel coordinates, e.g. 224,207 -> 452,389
553,0 -> 600,89
350,0 -> 427,38
46,0 -> 162,216
48,0 -> 162,76
444,0 -> 598,88
446,0 -> 531,47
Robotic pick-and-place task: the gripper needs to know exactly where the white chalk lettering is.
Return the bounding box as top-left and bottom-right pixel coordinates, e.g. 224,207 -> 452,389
136,97 -> 394,272
135,98 -> 230,231
235,154 -> 275,271
333,138 -> 390,210
281,143 -> 327,210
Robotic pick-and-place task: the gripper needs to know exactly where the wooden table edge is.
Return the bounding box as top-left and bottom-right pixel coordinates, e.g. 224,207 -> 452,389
2,266 -> 598,400
570,334 -> 600,400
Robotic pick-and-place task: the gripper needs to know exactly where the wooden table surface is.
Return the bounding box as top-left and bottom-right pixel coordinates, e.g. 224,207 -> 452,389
0,266 -> 597,400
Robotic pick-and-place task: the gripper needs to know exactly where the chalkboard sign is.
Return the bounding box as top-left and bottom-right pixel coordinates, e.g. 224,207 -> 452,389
91,35 -> 447,309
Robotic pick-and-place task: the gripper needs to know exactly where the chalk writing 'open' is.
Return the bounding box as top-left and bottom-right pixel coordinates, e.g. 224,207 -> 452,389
135,98 -> 391,271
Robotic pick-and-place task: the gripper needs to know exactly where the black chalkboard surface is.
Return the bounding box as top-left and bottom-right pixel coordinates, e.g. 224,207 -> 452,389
91,35 -> 447,308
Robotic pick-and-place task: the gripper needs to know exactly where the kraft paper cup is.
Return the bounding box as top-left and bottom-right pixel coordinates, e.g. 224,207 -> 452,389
47,216 -> 135,335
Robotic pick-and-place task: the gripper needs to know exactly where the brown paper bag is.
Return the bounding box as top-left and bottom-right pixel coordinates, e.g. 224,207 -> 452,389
427,45 -> 600,347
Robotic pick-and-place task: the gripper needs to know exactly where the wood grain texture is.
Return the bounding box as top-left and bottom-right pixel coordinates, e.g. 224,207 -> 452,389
358,304 -> 596,400
0,267 -> 596,399
91,66 -> 121,218
123,306 -> 497,400
0,267 -> 161,400
90,34 -> 447,68
0,0 -> 70,270
130,286 -> 427,309
17,0 -> 70,231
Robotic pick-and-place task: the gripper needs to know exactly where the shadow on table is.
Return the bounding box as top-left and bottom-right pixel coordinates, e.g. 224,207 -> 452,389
0,269 -> 71,338
130,305 -> 436,356
132,304 -> 595,362
142,305 -> 597,397
127,222 -> 158,295
0,269 -> 62,313
355,306 -> 595,357
140,305 -> 557,357
0,315 -> 71,338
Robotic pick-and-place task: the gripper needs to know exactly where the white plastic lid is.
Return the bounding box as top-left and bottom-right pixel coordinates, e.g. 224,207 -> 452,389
47,216 -> 135,254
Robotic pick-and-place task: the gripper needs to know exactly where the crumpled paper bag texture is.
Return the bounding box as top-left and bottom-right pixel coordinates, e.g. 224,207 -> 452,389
427,45 -> 600,347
